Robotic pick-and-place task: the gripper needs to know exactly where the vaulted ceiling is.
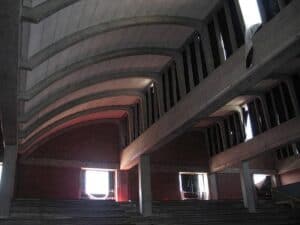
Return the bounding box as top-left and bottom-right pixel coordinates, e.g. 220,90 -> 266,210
18,0 -> 220,153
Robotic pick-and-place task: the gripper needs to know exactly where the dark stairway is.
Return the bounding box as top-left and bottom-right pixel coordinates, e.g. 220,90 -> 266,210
0,199 -> 139,225
142,200 -> 300,225
0,199 -> 299,225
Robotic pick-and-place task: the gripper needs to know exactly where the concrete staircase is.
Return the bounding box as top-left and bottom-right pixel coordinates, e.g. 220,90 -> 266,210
0,199 -> 139,225
144,200 -> 300,225
0,199 -> 299,225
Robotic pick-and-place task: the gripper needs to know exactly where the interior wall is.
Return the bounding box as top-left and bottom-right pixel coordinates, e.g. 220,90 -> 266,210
280,168 -> 300,185
30,122 -> 121,164
120,131 -> 210,202
16,164 -> 81,199
151,131 -> 209,168
217,173 -> 243,200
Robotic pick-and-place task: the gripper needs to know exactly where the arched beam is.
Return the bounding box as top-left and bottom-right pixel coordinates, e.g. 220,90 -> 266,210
20,117 -> 123,156
20,70 -> 160,100
22,0 -> 80,23
22,16 -> 202,68
19,89 -> 143,129
22,47 -> 178,71
20,105 -> 130,141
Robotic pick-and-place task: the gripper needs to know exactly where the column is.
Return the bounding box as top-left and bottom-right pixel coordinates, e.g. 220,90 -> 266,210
138,154 -> 152,216
209,173 -> 219,200
240,161 -> 256,213
0,145 -> 18,218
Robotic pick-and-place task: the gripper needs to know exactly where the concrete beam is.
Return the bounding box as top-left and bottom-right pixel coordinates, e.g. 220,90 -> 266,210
19,157 -> 119,170
0,0 -> 21,145
20,70 -> 160,101
0,145 -> 17,218
20,105 -> 130,139
20,89 -> 143,123
210,116 -> 300,173
22,0 -> 79,23
138,154 -> 152,216
23,16 -> 202,68
240,161 -> 257,212
22,47 -> 177,71
120,1 -> 300,170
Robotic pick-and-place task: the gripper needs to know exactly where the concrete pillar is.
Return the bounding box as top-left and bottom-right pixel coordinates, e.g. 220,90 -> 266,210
138,154 -> 152,216
209,173 -> 218,200
0,145 -> 18,218
240,161 -> 256,213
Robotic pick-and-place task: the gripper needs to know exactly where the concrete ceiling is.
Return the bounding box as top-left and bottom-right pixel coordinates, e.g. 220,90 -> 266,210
17,0 -> 221,152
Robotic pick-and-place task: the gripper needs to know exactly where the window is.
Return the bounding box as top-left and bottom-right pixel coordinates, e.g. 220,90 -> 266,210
179,172 -> 209,200
84,169 -> 110,199
243,105 -> 254,141
0,162 -> 2,183
238,0 -> 262,29
253,174 -> 273,200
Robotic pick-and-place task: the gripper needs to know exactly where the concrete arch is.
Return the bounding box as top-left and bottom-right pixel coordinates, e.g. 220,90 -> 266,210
20,105 -> 130,141
23,47 -> 178,71
20,89 -> 144,130
22,16 -> 201,68
22,0 -> 80,23
20,116 -> 123,156
21,70 -> 160,100
23,76 -> 152,116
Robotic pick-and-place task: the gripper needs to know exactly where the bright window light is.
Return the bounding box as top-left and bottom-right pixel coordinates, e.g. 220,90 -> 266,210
244,105 -> 253,141
85,169 -> 109,197
0,163 -> 3,183
253,174 -> 268,185
238,0 -> 262,29
179,172 -> 209,200
220,33 -> 227,60
198,173 -> 209,200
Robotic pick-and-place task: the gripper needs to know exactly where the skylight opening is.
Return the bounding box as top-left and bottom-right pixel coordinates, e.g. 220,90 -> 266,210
238,0 -> 262,29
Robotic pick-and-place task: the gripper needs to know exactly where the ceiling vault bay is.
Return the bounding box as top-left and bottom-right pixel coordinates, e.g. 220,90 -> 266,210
18,0 -> 221,153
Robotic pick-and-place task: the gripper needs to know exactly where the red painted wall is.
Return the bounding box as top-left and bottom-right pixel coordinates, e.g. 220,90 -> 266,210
119,131 -> 209,202
151,171 -> 181,201
117,170 -> 129,202
151,131 -> 209,168
217,173 -> 243,200
120,168 -> 181,202
16,164 -> 81,199
280,168 -> 300,185
31,123 -> 121,163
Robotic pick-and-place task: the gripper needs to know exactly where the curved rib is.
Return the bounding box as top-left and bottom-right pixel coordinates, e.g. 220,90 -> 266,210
19,89 -> 143,126
20,70 -> 160,100
22,16 -> 202,68
20,115 -> 124,155
20,105 -> 130,140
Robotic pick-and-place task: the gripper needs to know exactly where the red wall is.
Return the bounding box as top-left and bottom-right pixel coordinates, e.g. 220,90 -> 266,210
119,168 -> 181,202
151,131 -> 209,168
31,123 -> 121,163
16,165 -> 81,199
18,123 -> 121,200
217,173 -> 243,200
118,131 -> 209,202
280,168 -> 300,185
117,170 -> 129,202
151,171 -> 180,201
